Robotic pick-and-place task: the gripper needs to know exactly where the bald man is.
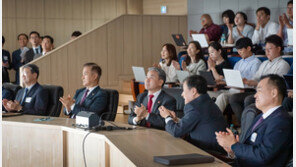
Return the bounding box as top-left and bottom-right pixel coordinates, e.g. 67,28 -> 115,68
190,14 -> 222,42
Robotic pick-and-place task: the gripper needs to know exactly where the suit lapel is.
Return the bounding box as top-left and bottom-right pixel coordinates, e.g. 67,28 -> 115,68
26,83 -> 39,97
79,86 -> 101,105
151,90 -> 164,113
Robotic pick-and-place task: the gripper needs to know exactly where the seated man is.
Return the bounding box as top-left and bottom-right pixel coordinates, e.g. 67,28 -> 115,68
2,86 -> 14,113
128,67 -> 176,130
215,37 -> 261,112
216,74 -> 292,166
229,35 -> 290,124
159,75 -> 227,154
60,63 -> 107,118
190,14 -> 222,42
3,64 -> 49,115
34,35 -> 54,59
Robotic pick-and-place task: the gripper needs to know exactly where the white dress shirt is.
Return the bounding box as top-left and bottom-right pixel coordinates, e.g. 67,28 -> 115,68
252,21 -> 279,45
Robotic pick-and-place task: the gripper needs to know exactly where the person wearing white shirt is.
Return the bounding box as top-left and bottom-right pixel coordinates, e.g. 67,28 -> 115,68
252,7 -> 279,46
34,35 -> 54,59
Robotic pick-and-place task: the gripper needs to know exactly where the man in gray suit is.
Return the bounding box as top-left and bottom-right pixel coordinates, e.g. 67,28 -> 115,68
23,31 -> 42,64
128,67 -> 176,130
159,75 -> 227,154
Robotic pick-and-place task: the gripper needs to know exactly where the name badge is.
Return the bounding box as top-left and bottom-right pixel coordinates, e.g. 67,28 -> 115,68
4,56 -> 8,61
250,132 -> 257,143
25,97 -> 32,103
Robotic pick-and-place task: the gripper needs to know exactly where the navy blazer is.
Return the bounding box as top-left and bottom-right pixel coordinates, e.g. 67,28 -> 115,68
232,107 -> 292,167
64,86 -> 108,117
12,49 -> 23,84
128,90 -> 176,130
165,94 -> 227,154
23,47 -> 42,64
2,87 -> 14,112
15,83 -> 49,115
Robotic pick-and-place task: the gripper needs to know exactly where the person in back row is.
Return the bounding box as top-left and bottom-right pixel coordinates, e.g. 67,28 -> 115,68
159,75 -> 227,154
128,67 -> 176,130
3,64 -> 49,115
34,35 -> 54,59
60,63 -> 108,118
23,31 -> 43,64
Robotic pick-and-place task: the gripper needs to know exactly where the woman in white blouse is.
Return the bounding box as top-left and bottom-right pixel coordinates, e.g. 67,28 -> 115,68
227,12 -> 254,44
181,41 -> 206,75
157,43 -> 180,83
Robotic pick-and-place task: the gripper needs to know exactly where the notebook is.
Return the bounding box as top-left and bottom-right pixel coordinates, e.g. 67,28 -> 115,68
154,153 -> 215,166
176,70 -> 189,83
132,66 -> 146,82
199,71 -> 216,85
172,34 -> 187,47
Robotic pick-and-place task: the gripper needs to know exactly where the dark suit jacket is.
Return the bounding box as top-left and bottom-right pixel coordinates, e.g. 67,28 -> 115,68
2,49 -> 11,83
165,94 -> 227,153
2,87 -> 14,112
12,49 -> 23,84
15,83 -> 49,115
128,90 -> 176,130
232,107 -> 292,167
23,46 -> 42,64
64,86 -> 108,118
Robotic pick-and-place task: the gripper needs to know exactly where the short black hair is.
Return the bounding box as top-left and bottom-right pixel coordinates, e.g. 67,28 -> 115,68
71,31 -> 82,37
83,62 -> 102,81
2,36 -> 5,44
184,75 -> 207,94
288,0 -> 293,5
256,7 -> 270,16
23,64 -> 40,79
236,12 -> 248,22
29,31 -> 40,38
265,35 -> 283,51
222,9 -> 235,24
208,41 -> 228,60
17,33 -> 29,40
236,37 -> 253,49
43,35 -> 54,44
260,74 -> 287,101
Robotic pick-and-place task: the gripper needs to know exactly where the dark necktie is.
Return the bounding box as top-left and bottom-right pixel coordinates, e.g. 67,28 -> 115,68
35,48 -> 39,54
20,88 -> 28,105
251,116 -> 264,132
80,89 -> 89,105
146,94 -> 154,127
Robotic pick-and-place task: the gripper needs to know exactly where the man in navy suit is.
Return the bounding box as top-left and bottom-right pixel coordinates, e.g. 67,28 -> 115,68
23,31 -> 42,64
128,67 -> 176,130
159,75 -> 227,154
60,63 -> 107,118
216,74 -> 292,166
3,64 -> 49,115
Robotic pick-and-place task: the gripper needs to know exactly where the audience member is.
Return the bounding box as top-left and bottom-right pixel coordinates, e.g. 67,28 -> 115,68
3,64 -> 49,115
2,36 -> 11,83
60,63 -> 107,118
190,14 -> 222,42
71,31 -> 82,39
221,10 -> 235,38
215,38 -> 261,112
277,0 -> 293,54
228,12 -> 254,44
128,67 -> 176,130
229,35 -> 290,124
12,33 -> 29,84
156,43 -> 179,82
216,74 -> 292,166
34,35 -> 54,59
159,75 -> 227,153
252,7 -> 279,46
181,41 -> 206,76
23,31 -> 42,64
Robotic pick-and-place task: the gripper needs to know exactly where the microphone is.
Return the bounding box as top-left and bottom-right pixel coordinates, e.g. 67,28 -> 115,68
93,125 -> 133,131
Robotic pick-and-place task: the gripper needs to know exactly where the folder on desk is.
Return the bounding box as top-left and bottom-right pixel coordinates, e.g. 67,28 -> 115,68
154,153 -> 215,165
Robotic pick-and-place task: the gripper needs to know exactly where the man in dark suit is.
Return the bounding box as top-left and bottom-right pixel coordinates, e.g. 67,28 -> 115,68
23,31 -> 42,64
159,75 -> 227,153
2,36 -> 12,83
216,74 -> 292,167
12,33 -> 29,84
3,64 -> 49,115
34,35 -> 54,60
2,87 -> 14,113
60,63 -> 107,118
128,67 -> 176,130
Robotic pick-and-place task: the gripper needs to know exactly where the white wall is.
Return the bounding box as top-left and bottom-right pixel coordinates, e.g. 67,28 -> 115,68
187,0 -> 289,38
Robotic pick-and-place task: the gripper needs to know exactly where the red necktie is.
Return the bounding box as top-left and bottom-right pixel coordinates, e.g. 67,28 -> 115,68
146,94 -> 154,127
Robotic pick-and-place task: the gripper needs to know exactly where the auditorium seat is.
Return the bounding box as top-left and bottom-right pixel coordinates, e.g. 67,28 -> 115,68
43,85 -> 64,117
228,56 -> 242,68
3,83 -> 22,99
101,89 -> 119,121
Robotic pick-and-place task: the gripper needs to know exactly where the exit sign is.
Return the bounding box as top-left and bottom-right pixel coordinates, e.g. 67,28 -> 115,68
161,6 -> 167,14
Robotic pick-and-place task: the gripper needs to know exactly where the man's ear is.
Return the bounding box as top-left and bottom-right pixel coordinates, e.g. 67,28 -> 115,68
271,88 -> 278,99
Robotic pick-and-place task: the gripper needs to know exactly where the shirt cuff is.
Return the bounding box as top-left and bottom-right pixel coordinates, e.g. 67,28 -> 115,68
66,104 -> 75,115
145,113 -> 150,120
132,117 -> 138,125
165,117 -> 173,124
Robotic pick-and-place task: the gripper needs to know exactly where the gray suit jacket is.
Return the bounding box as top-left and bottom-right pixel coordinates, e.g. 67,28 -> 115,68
128,90 -> 176,130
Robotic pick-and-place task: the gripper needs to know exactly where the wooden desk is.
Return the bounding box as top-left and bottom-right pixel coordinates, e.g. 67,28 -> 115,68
3,115 -> 229,167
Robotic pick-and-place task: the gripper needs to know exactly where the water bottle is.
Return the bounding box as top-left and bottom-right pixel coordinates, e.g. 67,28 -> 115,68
221,34 -> 226,45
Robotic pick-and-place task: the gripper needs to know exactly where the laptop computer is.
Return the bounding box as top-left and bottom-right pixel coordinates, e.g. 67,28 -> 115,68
223,69 -> 253,89
287,28 -> 293,46
176,70 -> 189,84
191,34 -> 208,48
284,75 -> 293,89
172,34 -> 187,47
199,71 -> 216,85
132,66 -> 146,82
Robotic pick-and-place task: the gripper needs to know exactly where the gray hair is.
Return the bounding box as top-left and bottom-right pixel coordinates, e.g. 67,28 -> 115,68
148,67 -> 166,86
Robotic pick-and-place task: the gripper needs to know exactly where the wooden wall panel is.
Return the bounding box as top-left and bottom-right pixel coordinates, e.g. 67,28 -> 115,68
15,0 -> 44,18
44,0 -> 72,19
127,0 -> 143,14
3,0 -> 16,18
142,16 -> 153,68
2,19 -> 17,53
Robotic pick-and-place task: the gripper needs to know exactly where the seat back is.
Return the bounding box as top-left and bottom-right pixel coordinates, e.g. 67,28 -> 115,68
101,89 -> 119,121
3,83 -> 22,98
283,57 -> 293,66
228,56 -> 242,68
42,85 -> 64,117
